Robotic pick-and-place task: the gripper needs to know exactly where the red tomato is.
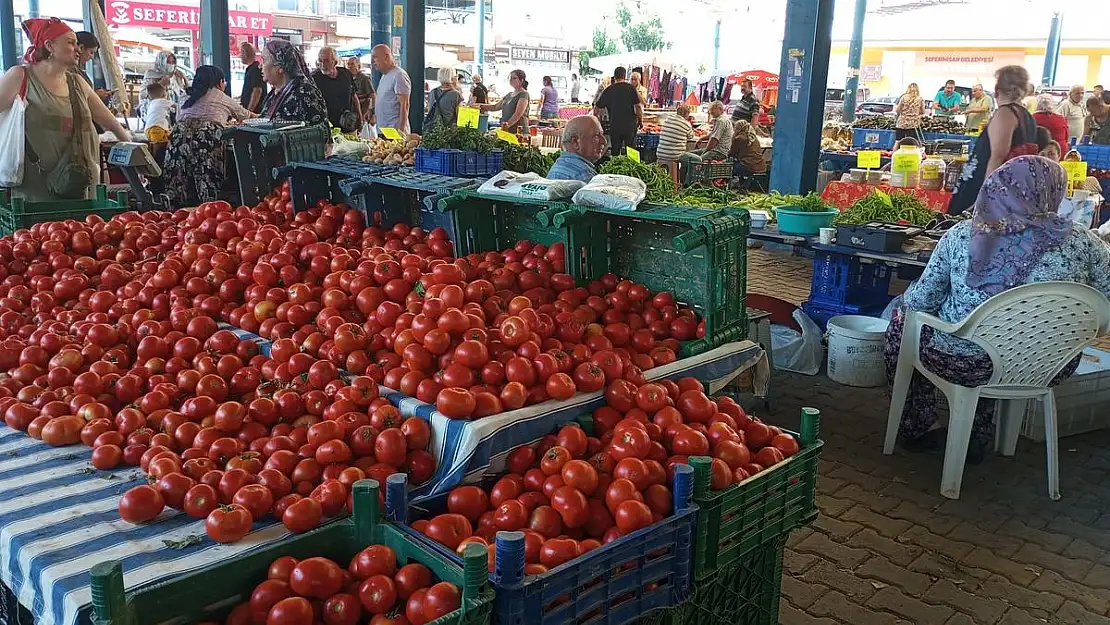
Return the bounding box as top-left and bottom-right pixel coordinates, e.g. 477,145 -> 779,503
183,483 -> 219,519
545,373 -> 575,400
423,582 -> 461,621
615,500 -> 654,533
289,557 -> 344,599
560,460 -> 598,496
539,538 -> 580,569
232,484 -> 273,521
608,427 -> 650,460
771,433 -> 800,457
604,478 -> 643,516
754,446 -> 785,468
249,580 -> 292,622
265,597 -> 314,625
493,500 -> 529,531
394,563 -> 433,600
205,504 -> 252,543
550,485 -> 589,528
322,593 -> 361,625
282,497 -> 323,533
505,445 -> 536,475
555,425 -> 588,459
358,574 -> 398,614
268,556 -> 299,582
118,485 -> 164,523
709,458 -> 733,490
540,446 -> 572,476
424,513 -> 473,550
349,544 -> 398,580
714,440 -> 752,470
447,485 -> 490,523
436,388 -> 476,419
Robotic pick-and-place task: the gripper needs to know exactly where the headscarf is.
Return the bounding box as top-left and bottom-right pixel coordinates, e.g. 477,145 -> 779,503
143,51 -> 184,104
21,18 -> 72,63
151,50 -> 175,76
266,40 -> 310,80
967,155 -> 1073,295
182,65 -> 224,110
1035,94 -> 1056,114
734,119 -> 758,144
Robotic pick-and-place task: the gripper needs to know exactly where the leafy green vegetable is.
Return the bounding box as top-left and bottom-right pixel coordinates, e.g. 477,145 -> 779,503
420,125 -> 500,153
795,192 -> 834,213
599,156 -> 678,203
502,144 -> 558,176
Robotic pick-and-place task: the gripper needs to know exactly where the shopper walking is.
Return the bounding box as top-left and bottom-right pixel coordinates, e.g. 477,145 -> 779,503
0,17 -> 130,201
570,73 -> 581,103
1033,94 -> 1069,152
347,57 -> 374,123
1083,96 -> 1110,145
260,39 -> 327,127
730,78 -> 758,123
894,83 -> 925,141
631,71 -> 648,106
240,42 -> 267,114
480,69 -> 530,134
469,74 -> 488,106
312,47 -> 359,131
425,67 -> 461,128
950,65 -> 1039,215
933,79 -> 961,117
593,66 -> 641,156
162,65 -> 255,207
884,156 -> 1110,463
539,76 -> 559,120
1055,85 -> 1086,142
370,44 -> 412,135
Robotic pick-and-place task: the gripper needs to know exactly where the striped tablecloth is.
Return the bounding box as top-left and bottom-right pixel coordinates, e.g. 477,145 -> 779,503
0,333 -> 766,625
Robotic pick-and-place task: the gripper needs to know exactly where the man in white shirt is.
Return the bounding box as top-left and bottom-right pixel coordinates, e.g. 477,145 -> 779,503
1055,84 -> 1087,142
570,74 -> 581,103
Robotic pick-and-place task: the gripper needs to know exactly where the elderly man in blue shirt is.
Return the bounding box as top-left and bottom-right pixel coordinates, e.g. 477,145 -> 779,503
547,115 -> 608,183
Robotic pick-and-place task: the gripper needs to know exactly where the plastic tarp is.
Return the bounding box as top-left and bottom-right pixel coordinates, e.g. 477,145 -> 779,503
86,0 -> 130,116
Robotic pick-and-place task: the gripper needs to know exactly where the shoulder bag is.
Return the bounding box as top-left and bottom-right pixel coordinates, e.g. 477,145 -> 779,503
25,70 -> 93,199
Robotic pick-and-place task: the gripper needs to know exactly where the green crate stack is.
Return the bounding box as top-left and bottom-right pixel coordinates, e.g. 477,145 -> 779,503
688,408 -> 822,582
89,481 -> 493,625
636,537 -> 786,625
0,186 -> 128,236
536,202 -> 750,355
429,190 -> 608,281
225,124 -> 330,207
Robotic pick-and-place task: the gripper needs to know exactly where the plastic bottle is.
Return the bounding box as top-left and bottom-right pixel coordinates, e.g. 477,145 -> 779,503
889,144 -> 921,188
919,154 -> 947,191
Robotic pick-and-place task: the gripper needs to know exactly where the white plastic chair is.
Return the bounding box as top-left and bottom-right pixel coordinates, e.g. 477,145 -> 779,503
883,282 -> 1110,500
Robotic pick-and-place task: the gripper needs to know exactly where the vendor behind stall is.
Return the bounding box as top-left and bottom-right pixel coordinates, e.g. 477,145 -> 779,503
547,115 -> 606,183
729,119 -> 767,177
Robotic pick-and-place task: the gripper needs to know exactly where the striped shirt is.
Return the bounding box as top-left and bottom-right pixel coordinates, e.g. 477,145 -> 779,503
657,115 -> 695,162
177,88 -> 251,125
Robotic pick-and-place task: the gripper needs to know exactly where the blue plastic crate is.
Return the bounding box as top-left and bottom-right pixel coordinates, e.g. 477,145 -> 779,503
922,132 -> 977,151
1077,144 -> 1110,170
800,300 -> 887,331
851,128 -> 896,150
416,148 -> 505,177
808,249 -> 892,308
635,133 -> 661,149
388,467 -> 697,625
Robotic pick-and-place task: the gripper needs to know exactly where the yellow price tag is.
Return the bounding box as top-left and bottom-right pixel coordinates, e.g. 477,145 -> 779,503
380,127 -> 403,141
457,107 -> 480,128
496,129 -> 519,145
1061,160 -> 1088,196
627,147 -> 641,163
891,151 -> 919,174
856,150 -> 880,169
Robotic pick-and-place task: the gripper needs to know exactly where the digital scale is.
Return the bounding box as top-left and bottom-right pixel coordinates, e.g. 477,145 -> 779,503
107,142 -> 163,210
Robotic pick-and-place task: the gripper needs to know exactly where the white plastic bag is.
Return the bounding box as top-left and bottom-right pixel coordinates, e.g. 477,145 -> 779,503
360,122 -> 378,140
477,170 -> 584,201
331,134 -> 369,158
571,174 -> 646,212
772,309 -> 825,375
0,94 -> 26,187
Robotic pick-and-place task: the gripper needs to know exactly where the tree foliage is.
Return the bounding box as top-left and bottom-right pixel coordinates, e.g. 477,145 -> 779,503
615,1 -> 671,52
581,27 -> 620,75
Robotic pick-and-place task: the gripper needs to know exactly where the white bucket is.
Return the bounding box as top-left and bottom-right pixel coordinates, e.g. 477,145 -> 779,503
826,315 -> 890,387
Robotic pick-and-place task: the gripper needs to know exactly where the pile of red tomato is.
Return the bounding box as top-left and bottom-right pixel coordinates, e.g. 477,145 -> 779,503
213,547 -> 461,625
415,375 -> 800,575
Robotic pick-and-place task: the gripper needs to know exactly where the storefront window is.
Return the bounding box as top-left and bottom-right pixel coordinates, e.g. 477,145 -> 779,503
328,0 -> 369,17
276,0 -> 319,15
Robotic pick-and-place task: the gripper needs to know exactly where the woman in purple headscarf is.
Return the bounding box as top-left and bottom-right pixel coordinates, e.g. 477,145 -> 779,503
884,155 -> 1110,463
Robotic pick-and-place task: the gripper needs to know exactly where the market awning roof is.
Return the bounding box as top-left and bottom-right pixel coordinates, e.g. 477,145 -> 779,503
336,41 -> 460,67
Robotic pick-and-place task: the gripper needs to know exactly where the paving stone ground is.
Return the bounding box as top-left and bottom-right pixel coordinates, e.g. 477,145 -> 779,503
748,248 -> 1110,625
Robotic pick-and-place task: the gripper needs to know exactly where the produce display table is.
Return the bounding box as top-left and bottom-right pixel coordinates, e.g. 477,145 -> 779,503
821,181 -> 952,213
748,226 -> 929,268
0,337 -> 767,625
819,150 -> 891,170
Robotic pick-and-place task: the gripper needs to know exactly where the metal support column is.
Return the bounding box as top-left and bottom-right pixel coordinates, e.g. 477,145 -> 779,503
370,0 -> 390,85
403,0 -> 425,133
476,0 -> 486,76
28,0 -> 38,18
200,0 -> 232,95
842,0 -> 866,122
1042,12 -> 1062,87
0,0 -> 17,71
712,19 -> 721,72
770,0 -> 835,195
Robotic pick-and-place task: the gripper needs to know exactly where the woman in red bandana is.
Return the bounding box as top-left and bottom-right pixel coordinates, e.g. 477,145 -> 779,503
0,18 -> 130,201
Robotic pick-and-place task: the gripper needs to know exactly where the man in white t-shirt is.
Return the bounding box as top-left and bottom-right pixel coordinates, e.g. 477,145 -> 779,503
1055,85 -> 1088,142
370,44 -> 412,134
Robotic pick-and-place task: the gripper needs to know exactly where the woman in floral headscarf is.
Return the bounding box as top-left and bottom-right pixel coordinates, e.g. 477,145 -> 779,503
260,40 -> 327,126
142,50 -> 188,106
883,155 -> 1110,463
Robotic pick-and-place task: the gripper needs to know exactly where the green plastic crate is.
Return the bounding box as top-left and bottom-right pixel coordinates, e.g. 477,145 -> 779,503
637,536 -> 786,625
89,480 -> 493,625
0,186 -> 128,236
688,408 -> 822,581
430,190 -> 608,281
225,123 -> 330,207
535,201 -> 750,354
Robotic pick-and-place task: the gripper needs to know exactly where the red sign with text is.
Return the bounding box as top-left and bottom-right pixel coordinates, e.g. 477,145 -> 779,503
106,0 -> 273,36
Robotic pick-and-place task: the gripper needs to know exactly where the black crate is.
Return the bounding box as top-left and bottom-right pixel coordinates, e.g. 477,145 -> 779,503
835,222 -> 923,253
